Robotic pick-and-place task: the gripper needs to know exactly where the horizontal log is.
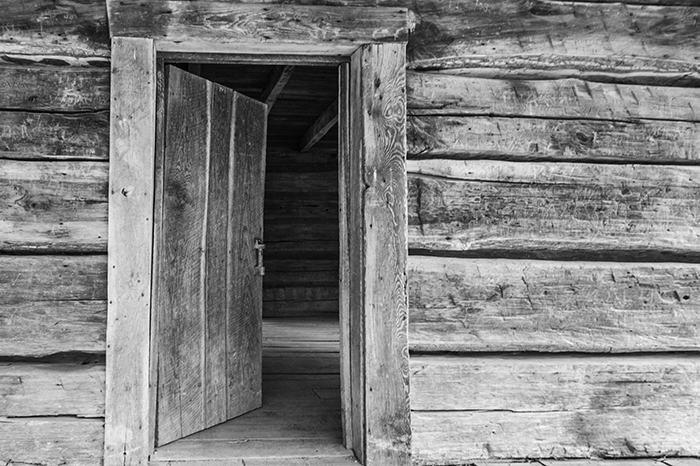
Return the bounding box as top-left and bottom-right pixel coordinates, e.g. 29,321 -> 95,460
0,417 -> 103,465
263,300 -> 339,317
0,255 -> 106,305
0,0 -> 109,57
407,73 -> 700,122
408,1 -> 700,73
0,363 -> 104,417
108,1 -> 412,53
264,270 -> 339,288
410,354 -> 700,411
265,259 -> 338,273
407,115 -> 700,162
0,110 -> 109,160
407,160 -> 700,260
0,65 -> 110,111
0,160 -> 108,252
412,409 -> 700,462
408,257 -> 700,352
0,300 -> 106,357
264,286 -> 339,302
266,172 -> 338,192
265,221 -> 339,242
0,255 -> 106,357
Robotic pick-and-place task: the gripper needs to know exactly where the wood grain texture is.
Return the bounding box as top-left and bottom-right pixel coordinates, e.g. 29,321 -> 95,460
410,354 -> 700,411
0,110 -> 109,160
338,61 -> 352,451
107,1 -> 412,52
406,73 -> 700,122
408,257 -> 700,353
0,0 -> 109,56
412,408 -> 700,462
407,116 -> 700,163
354,43 -> 411,466
407,160 -> 700,261
0,65 -> 110,112
0,255 -> 106,356
0,417 -> 104,466
407,0 -> 700,75
226,91 -> 267,423
154,67 -> 267,445
105,37 -> 156,466
0,363 -> 104,417
0,160 -> 108,253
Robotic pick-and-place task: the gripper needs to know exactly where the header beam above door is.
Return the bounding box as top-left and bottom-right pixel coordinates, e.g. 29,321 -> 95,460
107,1 -> 414,56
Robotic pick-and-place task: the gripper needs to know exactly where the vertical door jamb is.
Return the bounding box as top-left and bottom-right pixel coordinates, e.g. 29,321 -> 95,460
105,36 -> 157,466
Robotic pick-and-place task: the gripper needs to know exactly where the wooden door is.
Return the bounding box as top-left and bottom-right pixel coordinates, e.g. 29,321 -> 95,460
153,65 -> 267,446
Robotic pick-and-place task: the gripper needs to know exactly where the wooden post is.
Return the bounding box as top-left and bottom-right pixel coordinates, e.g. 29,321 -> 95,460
350,43 -> 411,466
104,37 -> 157,466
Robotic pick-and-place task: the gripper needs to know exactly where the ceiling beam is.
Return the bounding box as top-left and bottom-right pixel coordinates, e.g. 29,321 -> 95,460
299,98 -> 338,152
260,65 -> 294,113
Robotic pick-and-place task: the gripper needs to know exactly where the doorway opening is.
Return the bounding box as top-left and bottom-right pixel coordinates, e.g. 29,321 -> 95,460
150,62 -> 352,463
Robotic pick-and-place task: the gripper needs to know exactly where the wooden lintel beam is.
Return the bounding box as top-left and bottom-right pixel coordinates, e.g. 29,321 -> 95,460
260,65 -> 294,112
299,98 -> 339,152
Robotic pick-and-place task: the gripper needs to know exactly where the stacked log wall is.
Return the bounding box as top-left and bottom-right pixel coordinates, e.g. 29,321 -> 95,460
0,1 -> 110,463
2,0 -> 700,465
406,0 -> 700,463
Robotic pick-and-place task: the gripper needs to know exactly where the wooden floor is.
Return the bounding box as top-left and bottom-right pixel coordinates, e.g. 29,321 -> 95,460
151,317 -> 358,465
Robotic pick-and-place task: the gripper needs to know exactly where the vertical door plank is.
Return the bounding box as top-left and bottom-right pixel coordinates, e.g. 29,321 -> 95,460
156,66 -> 210,445
338,62 -> 353,451
204,81 -> 235,427
349,49 -> 366,465
105,37 -> 157,466
352,43 -> 411,466
226,93 -> 267,418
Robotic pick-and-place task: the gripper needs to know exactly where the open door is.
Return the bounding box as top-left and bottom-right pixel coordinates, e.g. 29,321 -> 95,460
153,65 -> 267,446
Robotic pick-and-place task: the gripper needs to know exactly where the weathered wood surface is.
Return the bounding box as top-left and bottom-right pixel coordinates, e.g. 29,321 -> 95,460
0,363 -> 104,417
410,354 -> 700,411
0,110 -> 109,160
407,160 -> 700,261
105,37 -> 156,466
0,0 -> 109,57
0,300 -> 106,357
408,0 -> 700,77
0,65 -> 110,111
407,116 -> 700,162
407,73 -> 700,122
108,1 -> 413,53
353,43 -> 411,466
0,160 -> 108,253
0,417 -> 104,466
408,257 -> 700,353
155,67 -> 267,445
412,408 -> 700,462
0,255 -> 106,304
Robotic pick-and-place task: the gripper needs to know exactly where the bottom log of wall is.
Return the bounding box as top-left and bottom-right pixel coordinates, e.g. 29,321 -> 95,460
0,417 -> 104,465
410,354 -> 700,463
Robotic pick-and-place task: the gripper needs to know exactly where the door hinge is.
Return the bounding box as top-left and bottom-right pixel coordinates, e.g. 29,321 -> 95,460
254,239 -> 265,276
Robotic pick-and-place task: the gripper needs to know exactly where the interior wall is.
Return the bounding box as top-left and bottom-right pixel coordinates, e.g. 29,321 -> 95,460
263,148 -> 339,319
1,0 -> 700,464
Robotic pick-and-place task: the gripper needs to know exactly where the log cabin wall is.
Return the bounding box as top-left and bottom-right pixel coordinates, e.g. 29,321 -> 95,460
1,0 -> 700,465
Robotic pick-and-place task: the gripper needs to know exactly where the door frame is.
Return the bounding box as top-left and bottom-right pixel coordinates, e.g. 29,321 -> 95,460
105,28 -> 410,466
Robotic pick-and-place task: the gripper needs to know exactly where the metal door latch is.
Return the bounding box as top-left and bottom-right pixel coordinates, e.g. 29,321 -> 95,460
254,239 -> 265,276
